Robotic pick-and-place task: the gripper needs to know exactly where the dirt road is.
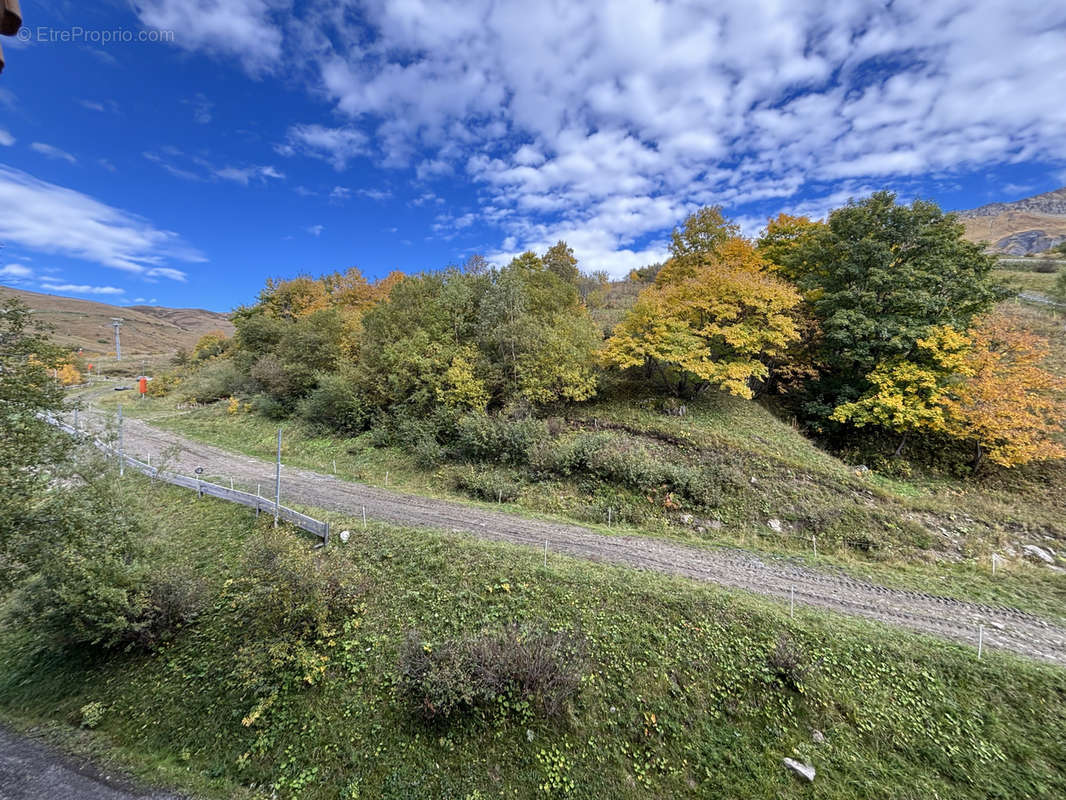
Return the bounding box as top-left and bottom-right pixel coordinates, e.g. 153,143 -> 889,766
76,410 -> 1066,665
0,726 -> 185,800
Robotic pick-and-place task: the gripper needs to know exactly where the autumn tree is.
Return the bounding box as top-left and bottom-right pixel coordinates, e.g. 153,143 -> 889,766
669,205 -> 739,262
831,326 -> 971,455
543,241 -> 579,285
755,213 -> 825,283
761,192 -> 1006,421
942,315 -> 1066,468
603,238 -> 801,399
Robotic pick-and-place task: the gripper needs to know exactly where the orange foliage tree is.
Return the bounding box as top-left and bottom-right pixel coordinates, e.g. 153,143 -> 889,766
942,315 -> 1066,468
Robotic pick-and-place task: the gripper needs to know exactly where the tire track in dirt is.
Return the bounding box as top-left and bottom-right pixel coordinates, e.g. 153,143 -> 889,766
81,410 -> 1066,665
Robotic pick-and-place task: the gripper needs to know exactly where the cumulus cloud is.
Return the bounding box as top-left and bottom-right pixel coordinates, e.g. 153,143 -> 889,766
139,0 -> 1066,275
306,224 -> 325,236
134,0 -> 288,75
0,129 -> 13,146
0,263 -> 34,280
0,165 -> 204,279
277,124 -> 368,170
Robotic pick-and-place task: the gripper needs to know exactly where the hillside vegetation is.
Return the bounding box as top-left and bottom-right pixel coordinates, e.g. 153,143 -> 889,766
0,285 -> 233,359
3,477 -> 1066,800
127,194 -> 1066,572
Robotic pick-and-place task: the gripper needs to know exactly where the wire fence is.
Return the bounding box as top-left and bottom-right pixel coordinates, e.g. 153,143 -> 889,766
41,412 -> 330,543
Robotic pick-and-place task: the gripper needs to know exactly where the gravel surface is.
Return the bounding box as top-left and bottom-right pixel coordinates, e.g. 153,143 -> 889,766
0,727 -> 185,800
74,409 -> 1066,665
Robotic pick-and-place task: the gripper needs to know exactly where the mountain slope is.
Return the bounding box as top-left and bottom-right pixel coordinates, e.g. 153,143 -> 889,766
958,187 -> 1066,254
0,286 -> 233,356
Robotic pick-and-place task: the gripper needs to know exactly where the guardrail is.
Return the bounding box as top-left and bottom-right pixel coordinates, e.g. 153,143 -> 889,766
42,413 -> 330,543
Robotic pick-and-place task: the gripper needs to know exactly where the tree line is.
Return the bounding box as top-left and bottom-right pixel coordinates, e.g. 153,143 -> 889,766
176,191 -> 1065,470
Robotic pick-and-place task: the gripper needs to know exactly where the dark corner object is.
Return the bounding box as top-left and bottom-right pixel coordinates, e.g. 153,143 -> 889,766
1,0 -> 25,75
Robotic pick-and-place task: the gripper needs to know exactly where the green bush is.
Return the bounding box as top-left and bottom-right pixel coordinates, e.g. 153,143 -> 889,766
298,371 -> 368,434
180,358 -> 247,404
452,414 -> 549,465
6,492 -> 204,651
453,468 -> 524,502
397,625 -> 584,722
226,531 -> 363,704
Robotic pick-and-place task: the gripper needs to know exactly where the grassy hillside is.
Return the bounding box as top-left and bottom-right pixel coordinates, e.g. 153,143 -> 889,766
962,211 -> 1066,249
2,477 -> 1065,800
80,373 -> 1066,625
0,285 -> 233,359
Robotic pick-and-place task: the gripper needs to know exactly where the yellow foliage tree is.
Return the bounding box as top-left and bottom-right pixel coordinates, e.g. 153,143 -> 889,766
603,241 -> 801,399
831,326 -> 971,453
437,347 -> 490,412
942,315 -> 1066,468
56,362 -> 83,385
755,213 -> 825,282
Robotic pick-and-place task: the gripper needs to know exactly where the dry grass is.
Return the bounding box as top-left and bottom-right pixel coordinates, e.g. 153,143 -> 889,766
0,286 -> 233,357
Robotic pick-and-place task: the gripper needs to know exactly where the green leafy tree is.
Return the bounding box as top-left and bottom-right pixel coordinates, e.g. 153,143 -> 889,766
0,299 -> 69,585
765,192 -> 1006,419
543,241 -> 579,285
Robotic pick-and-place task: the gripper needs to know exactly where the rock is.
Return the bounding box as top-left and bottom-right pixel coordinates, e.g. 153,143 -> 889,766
1023,544 -> 1055,564
707,519 -> 723,530
680,513 -> 694,525
811,730 -> 825,745
768,518 -> 784,533
783,758 -> 815,782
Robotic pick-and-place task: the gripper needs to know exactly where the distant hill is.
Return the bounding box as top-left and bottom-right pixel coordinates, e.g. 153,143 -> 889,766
958,187 -> 1066,255
0,285 -> 234,356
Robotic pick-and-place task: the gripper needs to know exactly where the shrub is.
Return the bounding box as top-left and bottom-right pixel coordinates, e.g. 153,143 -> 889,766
298,371 -> 369,434
766,633 -> 810,691
452,414 -> 549,465
453,468 -> 523,502
80,701 -> 106,729
227,531 -> 363,700
180,358 -> 247,404
397,624 -> 585,722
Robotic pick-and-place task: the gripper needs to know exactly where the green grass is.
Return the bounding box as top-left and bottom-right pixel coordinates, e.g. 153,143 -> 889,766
995,268 -> 1062,295
2,477 -> 1066,799
74,382 -> 1066,626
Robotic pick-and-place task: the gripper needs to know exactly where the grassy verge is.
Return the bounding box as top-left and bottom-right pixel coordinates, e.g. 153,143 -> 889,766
2,477 -> 1065,799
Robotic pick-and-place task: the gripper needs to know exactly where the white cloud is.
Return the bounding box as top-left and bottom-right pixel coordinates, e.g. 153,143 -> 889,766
138,0 -> 1066,276
79,100 -> 106,112
31,142 -> 77,164
134,0 -> 287,74
329,186 -> 351,202
306,224 -> 324,236
358,187 -> 391,201
0,129 -> 13,147
0,263 -> 34,279
215,164 -> 286,184
187,93 -> 214,124
40,283 -> 125,296
0,165 -> 203,279
278,124 -> 368,170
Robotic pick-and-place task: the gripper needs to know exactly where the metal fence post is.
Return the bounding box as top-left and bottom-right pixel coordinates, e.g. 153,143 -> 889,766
274,428 -> 282,528
118,404 -> 124,477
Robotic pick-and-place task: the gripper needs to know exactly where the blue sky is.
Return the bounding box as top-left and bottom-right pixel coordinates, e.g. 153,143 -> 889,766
1,0 -> 1064,312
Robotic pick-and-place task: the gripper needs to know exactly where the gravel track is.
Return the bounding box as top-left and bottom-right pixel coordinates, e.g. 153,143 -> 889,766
77,408 -> 1066,665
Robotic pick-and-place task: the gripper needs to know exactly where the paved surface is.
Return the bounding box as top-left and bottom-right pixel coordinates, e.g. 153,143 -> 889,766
73,407 -> 1066,665
0,727 -> 185,800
